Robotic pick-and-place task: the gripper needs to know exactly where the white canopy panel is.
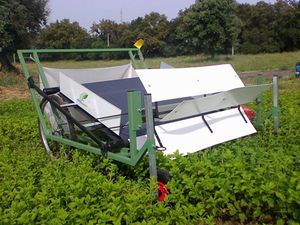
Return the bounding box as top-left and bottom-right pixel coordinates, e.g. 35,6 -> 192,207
57,63 -> 261,155
42,64 -> 136,88
136,64 -> 245,102
161,84 -> 272,122
149,108 -> 256,155
135,64 -> 257,155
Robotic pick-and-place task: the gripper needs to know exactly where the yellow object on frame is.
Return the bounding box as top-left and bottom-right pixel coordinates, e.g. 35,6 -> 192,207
134,39 -> 144,49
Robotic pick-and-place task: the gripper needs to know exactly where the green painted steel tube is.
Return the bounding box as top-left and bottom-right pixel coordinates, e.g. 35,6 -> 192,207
33,52 -> 49,88
144,94 -> 157,179
17,51 -> 49,136
127,91 -> 143,159
47,130 -> 139,165
47,131 -> 137,165
128,50 -> 137,69
17,48 -> 151,167
127,140 -> 153,166
138,49 -> 148,69
18,48 -> 139,54
108,151 -> 135,166
18,48 -> 146,71
46,134 -> 101,155
17,51 -> 31,79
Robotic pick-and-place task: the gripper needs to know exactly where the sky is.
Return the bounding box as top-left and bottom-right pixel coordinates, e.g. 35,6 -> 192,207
48,0 -> 276,30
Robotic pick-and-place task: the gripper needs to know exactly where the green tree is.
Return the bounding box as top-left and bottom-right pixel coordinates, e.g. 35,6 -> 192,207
91,19 -> 130,48
90,19 -> 132,59
129,12 -> 170,57
162,11 -> 189,56
36,19 -> 90,49
273,0 -> 300,51
175,0 -> 241,57
0,0 -> 48,72
238,2 -> 280,54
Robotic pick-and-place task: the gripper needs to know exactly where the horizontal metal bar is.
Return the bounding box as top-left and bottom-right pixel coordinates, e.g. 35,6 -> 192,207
46,133 -> 101,155
18,48 -> 139,54
83,122 -> 101,128
157,106 -> 239,125
160,84 -> 272,122
60,103 -> 77,108
46,133 -> 136,166
97,112 -> 128,120
107,151 -> 135,166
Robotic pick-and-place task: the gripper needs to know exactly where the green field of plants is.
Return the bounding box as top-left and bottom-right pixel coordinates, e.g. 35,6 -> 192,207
0,58 -> 300,224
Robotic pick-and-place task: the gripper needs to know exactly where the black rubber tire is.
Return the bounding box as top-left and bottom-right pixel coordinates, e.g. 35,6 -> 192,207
38,95 -> 76,158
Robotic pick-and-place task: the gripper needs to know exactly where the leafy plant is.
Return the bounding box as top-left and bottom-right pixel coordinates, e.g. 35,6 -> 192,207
0,79 -> 299,224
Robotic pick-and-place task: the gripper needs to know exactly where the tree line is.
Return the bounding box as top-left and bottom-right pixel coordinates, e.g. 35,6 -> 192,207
1,0 -> 300,71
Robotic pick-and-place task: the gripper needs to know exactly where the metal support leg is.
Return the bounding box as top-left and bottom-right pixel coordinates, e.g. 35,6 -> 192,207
273,76 -> 279,134
144,94 -> 157,180
238,105 -> 248,123
202,115 -> 213,133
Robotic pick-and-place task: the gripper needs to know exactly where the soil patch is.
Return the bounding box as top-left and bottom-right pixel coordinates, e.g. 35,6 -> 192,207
0,86 -> 30,101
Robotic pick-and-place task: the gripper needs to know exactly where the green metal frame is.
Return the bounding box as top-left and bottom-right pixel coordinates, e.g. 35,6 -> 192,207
17,48 -> 280,179
17,48 -> 155,169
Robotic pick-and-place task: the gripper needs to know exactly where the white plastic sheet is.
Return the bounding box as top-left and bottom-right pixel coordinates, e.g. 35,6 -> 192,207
135,64 -> 257,155
58,64 -> 259,155
161,84 -> 272,122
43,64 -> 136,87
136,64 -> 245,102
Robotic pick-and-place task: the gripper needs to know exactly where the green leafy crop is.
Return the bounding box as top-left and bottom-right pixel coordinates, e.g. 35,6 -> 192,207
0,78 -> 299,224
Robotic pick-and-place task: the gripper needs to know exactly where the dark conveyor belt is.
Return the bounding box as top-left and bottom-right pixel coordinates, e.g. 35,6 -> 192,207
82,77 -> 147,140
83,77 -> 147,112
82,77 -> 208,123
81,77 -> 212,141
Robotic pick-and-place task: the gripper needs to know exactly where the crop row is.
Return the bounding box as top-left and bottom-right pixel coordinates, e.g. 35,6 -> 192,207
0,79 -> 299,224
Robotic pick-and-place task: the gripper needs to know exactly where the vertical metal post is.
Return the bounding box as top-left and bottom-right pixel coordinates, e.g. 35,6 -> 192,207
144,94 -> 157,180
127,91 -> 142,158
273,76 -> 279,134
254,74 -> 264,129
